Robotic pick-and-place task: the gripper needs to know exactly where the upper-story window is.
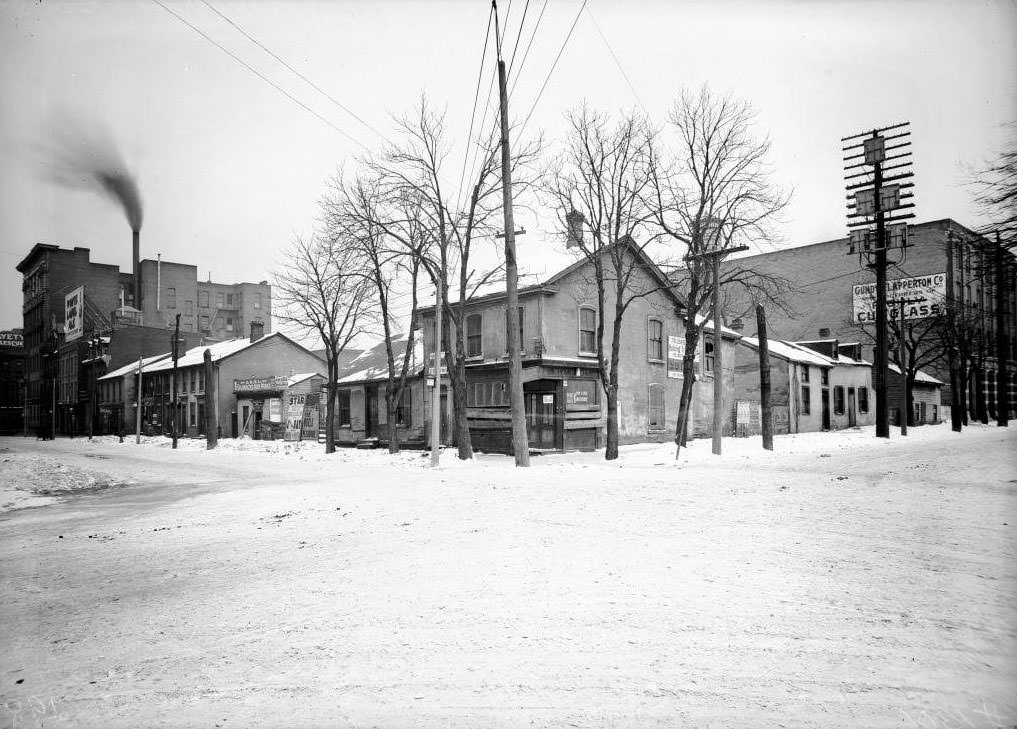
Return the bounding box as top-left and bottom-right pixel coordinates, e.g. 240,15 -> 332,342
648,383 -> 665,431
199,291 -> 209,308
216,292 -> 224,308
704,340 -> 715,374
226,293 -> 234,307
647,319 -> 664,362
821,368 -> 830,386
579,307 -> 596,354
167,287 -> 176,309
801,366 -> 810,383
466,313 -> 483,358
254,293 -> 262,309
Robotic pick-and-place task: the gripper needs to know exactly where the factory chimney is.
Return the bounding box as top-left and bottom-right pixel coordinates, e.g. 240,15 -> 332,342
132,230 -> 141,309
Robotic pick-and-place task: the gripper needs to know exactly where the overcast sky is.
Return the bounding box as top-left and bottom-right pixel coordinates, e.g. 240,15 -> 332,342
1,0 -> 1014,341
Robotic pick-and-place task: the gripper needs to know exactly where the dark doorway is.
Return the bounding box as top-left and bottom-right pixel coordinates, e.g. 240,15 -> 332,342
524,380 -> 560,450
847,388 -> 857,427
365,385 -> 379,438
821,389 -> 831,430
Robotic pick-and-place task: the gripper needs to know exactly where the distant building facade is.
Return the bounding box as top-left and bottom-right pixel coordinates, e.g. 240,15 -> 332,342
0,329 -> 25,434
721,219 -> 1016,421
15,242 -> 272,433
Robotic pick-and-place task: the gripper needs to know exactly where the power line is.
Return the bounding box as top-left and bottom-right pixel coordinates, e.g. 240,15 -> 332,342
519,0 -> 588,138
508,0 -> 548,100
199,0 -> 394,147
506,0 -> 531,79
149,0 -> 368,150
585,5 -> 647,114
456,3 -> 496,216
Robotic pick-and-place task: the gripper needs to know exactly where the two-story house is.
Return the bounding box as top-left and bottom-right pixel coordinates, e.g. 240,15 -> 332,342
416,243 -> 741,453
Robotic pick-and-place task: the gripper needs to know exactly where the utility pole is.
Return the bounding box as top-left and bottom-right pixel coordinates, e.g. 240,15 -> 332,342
843,122 -> 915,440
171,313 -> 180,449
430,285 -> 442,468
756,304 -> 773,451
136,355 -> 143,444
204,348 -> 218,449
493,0 -> 529,467
995,231 -> 1010,427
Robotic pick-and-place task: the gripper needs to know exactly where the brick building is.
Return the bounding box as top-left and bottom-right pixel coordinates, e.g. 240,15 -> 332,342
15,242 -> 272,433
0,329 -> 25,434
721,219 -> 1015,421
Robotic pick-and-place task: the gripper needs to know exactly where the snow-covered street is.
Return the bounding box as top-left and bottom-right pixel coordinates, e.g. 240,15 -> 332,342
1,425 -> 1015,728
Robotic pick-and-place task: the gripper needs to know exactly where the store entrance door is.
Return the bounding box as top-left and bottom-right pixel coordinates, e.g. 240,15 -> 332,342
524,381 -> 559,450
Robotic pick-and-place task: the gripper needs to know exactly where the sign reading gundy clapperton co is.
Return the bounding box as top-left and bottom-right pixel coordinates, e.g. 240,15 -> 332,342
234,375 -> 288,393
852,273 -> 946,324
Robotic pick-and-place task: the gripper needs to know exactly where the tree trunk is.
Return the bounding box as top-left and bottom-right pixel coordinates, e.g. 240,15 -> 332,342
949,348 -> 962,432
974,363 -> 989,424
386,399 -> 400,454
905,373 -> 916,427
605,386 -> 619,460
444,308 -> 473,460
674,325 -> 701,458
324,356 -> 337,454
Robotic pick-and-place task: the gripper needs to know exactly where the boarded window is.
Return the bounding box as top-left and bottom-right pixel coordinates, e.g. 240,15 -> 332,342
801,385 -> 811,415
648,383 -> 665,431
579,307 -> 596,353
466,314 -> 483,358
648,319 -> 663,361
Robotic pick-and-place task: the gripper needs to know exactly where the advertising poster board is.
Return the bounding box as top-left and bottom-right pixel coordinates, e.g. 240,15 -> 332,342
852,273 -> 946,325
64,286 -> 84,342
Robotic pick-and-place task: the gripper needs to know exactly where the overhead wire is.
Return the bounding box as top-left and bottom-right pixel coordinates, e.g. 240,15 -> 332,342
508,0 -> 547,98
149,0 -> 368,149
585,5 -> 647,114
455,3 -> 496,216
198,0 -> 395,148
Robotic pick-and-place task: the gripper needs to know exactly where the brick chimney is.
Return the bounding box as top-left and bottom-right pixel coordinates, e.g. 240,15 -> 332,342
249,320 -> 264,342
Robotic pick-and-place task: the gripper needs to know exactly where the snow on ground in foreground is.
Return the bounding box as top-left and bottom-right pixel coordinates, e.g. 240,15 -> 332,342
0,424 -> 1015,729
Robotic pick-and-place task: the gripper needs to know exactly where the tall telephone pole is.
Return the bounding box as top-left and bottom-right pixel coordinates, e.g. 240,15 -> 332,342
493,0 -> 529,467
171,313 -> 181,449
843,122 -> 915,439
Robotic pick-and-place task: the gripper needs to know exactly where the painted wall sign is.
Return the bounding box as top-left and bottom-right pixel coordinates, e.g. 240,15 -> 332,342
0,331 -> 24,349
667,335 -> 684,379
64,286 -> 84,342
234,375 -> 288,393
852,273 -> 946,324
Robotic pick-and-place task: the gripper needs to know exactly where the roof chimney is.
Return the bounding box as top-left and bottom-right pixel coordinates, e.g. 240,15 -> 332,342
250,319 -> 264,342
730,317 -> 744,332
819,327 -> 830,338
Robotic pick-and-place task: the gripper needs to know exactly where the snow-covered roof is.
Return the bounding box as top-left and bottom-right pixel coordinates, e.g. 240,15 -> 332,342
697,316 -> 745,340
98,353 -> 173,381
337,332 -> 424,384
288,372 -> 324,387
888,363 -> 943,385
142,334 -> 283,374
741,337 -> 834,367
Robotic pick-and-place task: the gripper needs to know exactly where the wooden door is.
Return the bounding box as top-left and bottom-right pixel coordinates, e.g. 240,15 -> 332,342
526,391 -> 557,449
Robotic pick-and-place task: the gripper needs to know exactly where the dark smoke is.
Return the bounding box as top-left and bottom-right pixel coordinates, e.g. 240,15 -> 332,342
41,115 -> 143,231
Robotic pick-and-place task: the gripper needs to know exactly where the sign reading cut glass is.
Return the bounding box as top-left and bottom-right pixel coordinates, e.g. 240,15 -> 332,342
852,273 -> 946,324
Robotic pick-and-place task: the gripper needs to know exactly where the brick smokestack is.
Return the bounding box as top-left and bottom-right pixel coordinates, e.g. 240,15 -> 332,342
132,229 -> 141,309
250,319 -> 264,342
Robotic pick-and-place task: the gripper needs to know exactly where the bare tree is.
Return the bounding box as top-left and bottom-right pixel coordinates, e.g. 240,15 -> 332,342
274,235 -> 374,453
333,97 -> 541,460
544,105 -> 662,461
321,175 -> 425,454
648,87 -> 792,456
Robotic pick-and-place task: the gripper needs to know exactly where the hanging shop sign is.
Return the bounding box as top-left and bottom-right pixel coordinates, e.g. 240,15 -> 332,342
234,375 -> 288,393
851,273 -> 946,324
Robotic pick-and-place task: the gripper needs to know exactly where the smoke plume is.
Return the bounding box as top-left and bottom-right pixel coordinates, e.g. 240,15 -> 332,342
41,115 -> 144,231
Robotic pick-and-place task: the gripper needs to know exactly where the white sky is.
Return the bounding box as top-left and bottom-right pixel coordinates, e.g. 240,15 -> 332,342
1,0 -> 1014,342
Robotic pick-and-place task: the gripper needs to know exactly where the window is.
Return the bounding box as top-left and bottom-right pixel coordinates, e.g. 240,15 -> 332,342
189,401 -> 196,427
198,369 -> 204,393
505,306 -> 524,353
185,300 -> 193,315
648,383 -> 665,431
801,366 -> 810,383
167,287 -> 176,308
704,340 -> 715,374
337,390 -> 351,427
200,315 -> 209,331
395,387 -> 411,427
834,386 -> 845,415
647,319 -> 664,361
579,307 -> 597,354
565,379 -> 599,409
226,293 -> 234,307
199,291 -> 209,308
216,292 -> 224,308
801,386 -> 811,415
858,386 -> 869,413
468,380 -> 508,407
180,372 -> 187,394
190,370 -> 196,392
466,313 -> 483,358
254,293 -> 262,309
226,317 -> 234,332
821,368 -> 829,386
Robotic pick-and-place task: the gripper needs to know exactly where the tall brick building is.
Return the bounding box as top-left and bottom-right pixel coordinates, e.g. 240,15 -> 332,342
15,243 -> 272,433
721,219 -> 1016,420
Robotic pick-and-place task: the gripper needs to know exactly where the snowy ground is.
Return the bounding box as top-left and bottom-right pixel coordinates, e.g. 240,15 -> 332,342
1,424 -> 1015,728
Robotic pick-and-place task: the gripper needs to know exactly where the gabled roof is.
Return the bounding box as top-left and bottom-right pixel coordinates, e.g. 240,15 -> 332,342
888,363 -> 943,385
141,332 -> 316,374
288,372 -> 324,387
740,336 -> 836,367
98,353 -> 173,381
337,332 -> 424,384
